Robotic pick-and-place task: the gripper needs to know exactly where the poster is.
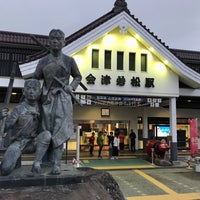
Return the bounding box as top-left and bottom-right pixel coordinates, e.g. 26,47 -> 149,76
189,119 -> 198,156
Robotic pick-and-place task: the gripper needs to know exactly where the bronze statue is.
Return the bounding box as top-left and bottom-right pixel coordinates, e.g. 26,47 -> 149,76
32,29 -> 82,175
0,79 -> 41,176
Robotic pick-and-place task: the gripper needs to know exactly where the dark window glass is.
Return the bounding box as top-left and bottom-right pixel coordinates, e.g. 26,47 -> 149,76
141,54 -> 147,72
104,50 -> 112,69
129,52 -> 136,71
92,49 -> 99,68
117,51 -> 124,70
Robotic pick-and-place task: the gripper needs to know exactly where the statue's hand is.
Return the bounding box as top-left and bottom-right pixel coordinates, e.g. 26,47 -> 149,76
63,85 -> 73,93
0,107 -> 8,119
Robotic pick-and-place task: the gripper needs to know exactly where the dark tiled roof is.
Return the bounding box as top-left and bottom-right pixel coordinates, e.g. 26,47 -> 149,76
170,49 -> 200,74
0,30 -> 48,46
170,49 -> 200,61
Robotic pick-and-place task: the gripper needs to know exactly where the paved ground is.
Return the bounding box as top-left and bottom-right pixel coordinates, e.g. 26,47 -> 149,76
0,149 -> 199,200
109,168 -> 200,200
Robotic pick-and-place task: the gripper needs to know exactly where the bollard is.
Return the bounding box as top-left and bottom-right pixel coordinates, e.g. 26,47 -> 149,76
186,156 -> 192,169
151,148 -> 154,165
194,157 -> 200,172
72,157 -> 77,165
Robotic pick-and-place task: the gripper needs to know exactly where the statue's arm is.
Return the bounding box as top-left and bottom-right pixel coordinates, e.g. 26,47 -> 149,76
0,108 -> 8,120
70,58 -> 82,91
4,106 -> 20,132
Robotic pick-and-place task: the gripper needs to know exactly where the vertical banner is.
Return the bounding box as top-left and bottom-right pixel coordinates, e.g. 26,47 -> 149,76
189,118 -> 198,156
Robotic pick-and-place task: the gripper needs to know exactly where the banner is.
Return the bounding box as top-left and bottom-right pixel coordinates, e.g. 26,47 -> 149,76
189,119 -> 198,156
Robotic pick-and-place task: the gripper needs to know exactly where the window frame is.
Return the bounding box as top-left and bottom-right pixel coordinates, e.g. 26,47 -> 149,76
129,52 -> 136,71
117,51 -> 124,70
92,49 -> 99,68
141,53 -> 147,72
104,50 -> 112,69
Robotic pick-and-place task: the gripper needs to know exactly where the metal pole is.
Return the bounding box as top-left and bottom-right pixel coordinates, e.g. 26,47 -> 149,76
169,97 -> 178,161
76,125 -> 81,167
65,141 -> 68,164
151,148 -> 154,165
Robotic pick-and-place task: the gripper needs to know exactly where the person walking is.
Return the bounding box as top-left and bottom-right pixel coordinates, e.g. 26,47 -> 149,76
112,133 -> 120,159
129,129 -> 136,152
97,131 -> 104,159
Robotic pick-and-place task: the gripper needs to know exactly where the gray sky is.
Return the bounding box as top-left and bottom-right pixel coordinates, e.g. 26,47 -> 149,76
1,0 -> 200,51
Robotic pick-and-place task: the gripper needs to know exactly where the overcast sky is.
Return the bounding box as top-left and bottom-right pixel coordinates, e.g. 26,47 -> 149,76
1,0 -> 200,51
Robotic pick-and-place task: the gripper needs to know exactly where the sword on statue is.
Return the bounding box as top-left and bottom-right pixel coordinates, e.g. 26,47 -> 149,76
0,62 -> 17,148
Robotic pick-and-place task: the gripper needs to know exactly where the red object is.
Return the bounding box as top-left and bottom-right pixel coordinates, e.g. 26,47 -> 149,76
146,139 -> 170,158
189,119 -> 198,157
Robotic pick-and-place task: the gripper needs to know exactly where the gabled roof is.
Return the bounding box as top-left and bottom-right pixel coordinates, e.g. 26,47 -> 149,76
19,0 -> 171,64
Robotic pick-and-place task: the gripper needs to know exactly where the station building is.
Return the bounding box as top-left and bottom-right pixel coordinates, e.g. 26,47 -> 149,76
0,0 -> 200,160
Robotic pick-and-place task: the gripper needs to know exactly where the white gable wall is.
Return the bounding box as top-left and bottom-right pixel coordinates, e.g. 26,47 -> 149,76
19,11 -> 200,94
73,27 -> 179,97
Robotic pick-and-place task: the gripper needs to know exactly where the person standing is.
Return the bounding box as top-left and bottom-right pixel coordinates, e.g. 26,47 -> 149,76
32,29 -> 82,175
119,133 -> 125,150
107,132 -> 114,159
129,129 -> 136,152
112,133 -> 120,159
97,131 -> 104,159
88,132 -> 95,156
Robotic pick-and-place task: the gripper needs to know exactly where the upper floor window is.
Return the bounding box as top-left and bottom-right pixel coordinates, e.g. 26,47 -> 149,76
0,52 -> 10,60
92,49 -> 99,68
117,51 -> 124,70
141,53 -> 147,72
129,52 -> 136,71
104,50 -> 112,69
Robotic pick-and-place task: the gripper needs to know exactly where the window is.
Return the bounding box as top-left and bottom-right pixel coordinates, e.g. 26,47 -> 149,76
141,54 -> 147,72
92,49 -> 99,68
117,51 -> 124,70
129,52 -> 136,71
104,50 -> 112,69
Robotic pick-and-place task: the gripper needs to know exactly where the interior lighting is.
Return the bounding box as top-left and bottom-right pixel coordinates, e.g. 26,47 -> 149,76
103,34 -> 115,46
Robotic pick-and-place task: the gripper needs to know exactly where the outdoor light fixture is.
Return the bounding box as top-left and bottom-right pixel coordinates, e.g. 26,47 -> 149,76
119,25 -> 127,34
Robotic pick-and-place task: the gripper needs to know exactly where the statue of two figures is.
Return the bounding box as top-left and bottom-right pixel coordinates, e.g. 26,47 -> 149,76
0,29 -> 82,176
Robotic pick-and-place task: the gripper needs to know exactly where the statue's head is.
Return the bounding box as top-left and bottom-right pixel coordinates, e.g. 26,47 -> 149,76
23,79 -> 41,102
48,29 -> 65,50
